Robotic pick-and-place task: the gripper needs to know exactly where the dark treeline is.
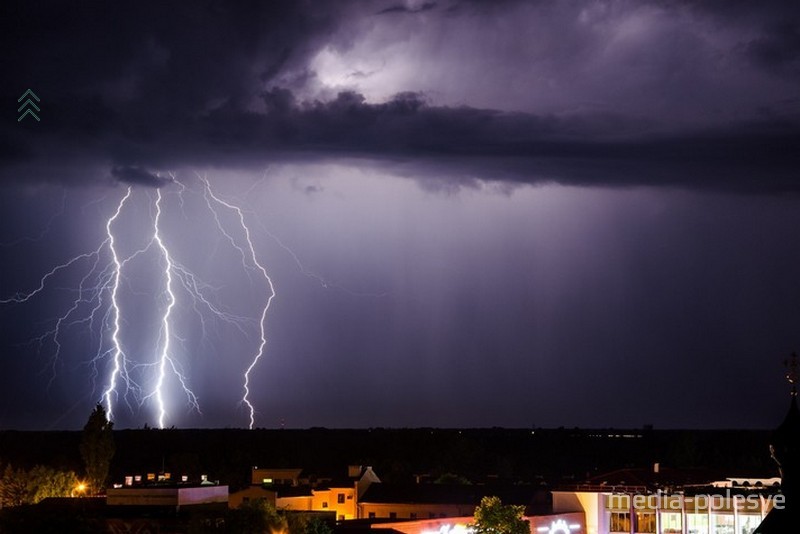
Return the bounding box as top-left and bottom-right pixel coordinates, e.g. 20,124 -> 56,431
0,428 -> 776,491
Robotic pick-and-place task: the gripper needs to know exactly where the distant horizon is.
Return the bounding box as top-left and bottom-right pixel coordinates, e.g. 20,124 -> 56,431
0,423 -> 784,433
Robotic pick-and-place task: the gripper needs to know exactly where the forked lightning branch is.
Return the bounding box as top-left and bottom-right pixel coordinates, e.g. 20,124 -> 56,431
0,175 -> 274,429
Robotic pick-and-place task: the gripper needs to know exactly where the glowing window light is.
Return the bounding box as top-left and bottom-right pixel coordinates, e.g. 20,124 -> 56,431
536,520 -> 581,534
422,524 -> 475,534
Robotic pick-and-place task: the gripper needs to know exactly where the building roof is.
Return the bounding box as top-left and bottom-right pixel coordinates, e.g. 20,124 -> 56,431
359,484 -> 547,509
275,484 -> 317,498
320,478 -> 358,489
575,466 -> 724,491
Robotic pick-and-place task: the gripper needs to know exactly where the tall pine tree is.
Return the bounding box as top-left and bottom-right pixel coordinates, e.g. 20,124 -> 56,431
80,404 -> 115,494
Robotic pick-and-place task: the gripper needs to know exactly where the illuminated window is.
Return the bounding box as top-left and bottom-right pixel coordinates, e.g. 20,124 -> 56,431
686,513 -> 708,534
660,512 -> 681,534
610,512 -> 631,533
263,478 -> 273,485
739,515 -> 760,534
635,512 -> 656,533
710,514 -> 733,534
338,494 -> 345,504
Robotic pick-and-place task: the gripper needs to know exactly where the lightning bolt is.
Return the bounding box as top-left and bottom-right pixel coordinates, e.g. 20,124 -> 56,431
133,188 -> 201,429
2,185 -> 193,427
95,188 -> 157,418
1,173 -> 280,429
236,170 -> 389,298
257,223 -> 389,298
0,188 -> 136,411
0,246 -> 108,305
197,175 -> 275,429
101,186 -> 131,422
151,188 -> 176,428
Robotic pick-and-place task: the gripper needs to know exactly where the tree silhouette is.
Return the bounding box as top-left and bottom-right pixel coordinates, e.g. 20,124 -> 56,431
80,404 -> 115,493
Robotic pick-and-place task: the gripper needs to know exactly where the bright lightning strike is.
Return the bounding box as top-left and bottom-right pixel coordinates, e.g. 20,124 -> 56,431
150,189 -> 174,428
102,186 -> 132,421
0,245 -> 108,305
198,175 -> 275,430
237,171 -> 389,299
1,175 -> 276,429
148,188 -> 192,429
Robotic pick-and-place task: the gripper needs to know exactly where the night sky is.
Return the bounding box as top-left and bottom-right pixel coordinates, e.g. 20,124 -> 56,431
1,0 -> 799,430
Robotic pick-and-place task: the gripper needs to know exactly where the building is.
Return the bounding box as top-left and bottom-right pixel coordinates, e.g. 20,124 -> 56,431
103,471 -> 229,532
358,485 -> 475,520
230,465 -> 381,520
106,483 -> 228,508
278,466 -> 380,520
15,476 -> 229,532
357,484 -> 551,521
552,466 -> 780,534
251,467 -> 306,486
368,513 -> 586,534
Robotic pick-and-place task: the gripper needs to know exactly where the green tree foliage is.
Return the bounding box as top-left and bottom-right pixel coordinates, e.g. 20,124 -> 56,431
0,464 -> 80,507
302,517 -> 333,534
79,403 -> 115,493
0,465 -> 28,507
472,496 -> 530,534
226,499 -> 288,534
286,514 -> 333,534
189,503 -> 332,534
26,465 -> 80,503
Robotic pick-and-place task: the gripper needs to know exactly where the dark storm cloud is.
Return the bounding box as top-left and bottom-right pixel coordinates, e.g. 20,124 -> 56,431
249,90 -> 800,192
378,2 -> 437,15
1,0 -> 799,191
110,166 -> 169,188
745,22 -> 800,76
37,88 -> 797,192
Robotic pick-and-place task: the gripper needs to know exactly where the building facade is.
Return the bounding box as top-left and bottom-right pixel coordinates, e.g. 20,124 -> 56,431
553,489 -> 777,534
231,465 -> 380,520
369,513 -> 586,534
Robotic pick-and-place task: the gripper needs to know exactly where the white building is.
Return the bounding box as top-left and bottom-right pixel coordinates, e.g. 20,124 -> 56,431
552,487 -> 778,534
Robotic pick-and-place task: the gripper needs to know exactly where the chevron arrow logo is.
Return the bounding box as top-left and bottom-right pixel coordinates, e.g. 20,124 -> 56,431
17,89 -> 41,122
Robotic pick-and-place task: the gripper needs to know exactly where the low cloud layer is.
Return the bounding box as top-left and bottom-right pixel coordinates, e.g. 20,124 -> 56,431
1,0 -> 799,191
110,166 -> 169,188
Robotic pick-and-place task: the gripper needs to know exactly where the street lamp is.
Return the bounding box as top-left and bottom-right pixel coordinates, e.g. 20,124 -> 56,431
73,482 -> 87,497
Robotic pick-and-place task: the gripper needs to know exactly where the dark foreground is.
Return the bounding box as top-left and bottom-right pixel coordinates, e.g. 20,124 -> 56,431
0,427 -> 775,490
